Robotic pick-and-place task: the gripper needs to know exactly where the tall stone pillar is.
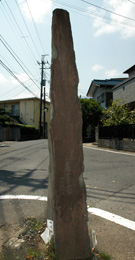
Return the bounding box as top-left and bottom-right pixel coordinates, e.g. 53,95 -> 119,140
47,9 -> 92,260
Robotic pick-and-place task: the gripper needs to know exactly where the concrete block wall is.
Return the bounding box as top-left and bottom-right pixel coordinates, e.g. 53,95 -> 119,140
98,138 -> 135,152
0,127 -> 21,141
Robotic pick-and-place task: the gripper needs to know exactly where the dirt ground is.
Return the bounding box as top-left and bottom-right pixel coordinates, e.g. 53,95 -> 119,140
0,218 -> 49,260
0,218 -> 107,260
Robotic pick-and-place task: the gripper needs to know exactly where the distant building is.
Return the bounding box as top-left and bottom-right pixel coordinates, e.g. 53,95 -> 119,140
113,65 -> 135,110
0,97 -> 50,137
87,78 -> 125,109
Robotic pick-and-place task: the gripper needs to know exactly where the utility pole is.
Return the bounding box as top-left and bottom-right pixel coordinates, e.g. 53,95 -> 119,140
43,86 -> 46,139
38,55 -> 48,138
39,57 -> 44,137
38,55 -> 50,138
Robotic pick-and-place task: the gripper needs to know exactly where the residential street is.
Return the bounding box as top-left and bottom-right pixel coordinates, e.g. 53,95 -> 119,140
0,140 -> 135,259
83,145 -> 135,221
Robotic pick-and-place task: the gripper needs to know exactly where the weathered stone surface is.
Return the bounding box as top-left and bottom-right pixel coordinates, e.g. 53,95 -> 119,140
47,9 -> 92,260
2,237 -> 26,260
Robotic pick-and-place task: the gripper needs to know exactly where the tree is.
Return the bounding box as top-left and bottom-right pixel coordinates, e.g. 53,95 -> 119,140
0,107 -> 13,126
79,98 -> 103,140
102,99 -> 135,126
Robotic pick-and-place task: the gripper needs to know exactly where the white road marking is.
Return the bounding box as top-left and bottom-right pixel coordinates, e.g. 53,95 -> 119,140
1,195 -> 135,231
88,207 -> 135,231
0,195 -> 47,201
83,145 -> 135,156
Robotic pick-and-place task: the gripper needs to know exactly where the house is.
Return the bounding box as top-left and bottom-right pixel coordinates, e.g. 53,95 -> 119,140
87,78 -> 125,109
0,97 -> 50,137
113,65 -> 135,110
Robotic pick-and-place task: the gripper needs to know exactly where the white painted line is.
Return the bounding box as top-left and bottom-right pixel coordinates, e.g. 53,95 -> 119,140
88,207 -> 135,231
84,145 -> 135,156
1,195 -> 135,231
0,195 -> 47,201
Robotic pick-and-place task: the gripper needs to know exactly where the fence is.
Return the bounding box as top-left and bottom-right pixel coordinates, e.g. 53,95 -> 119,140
0,126 -> 39,142
99,124 -> 135,140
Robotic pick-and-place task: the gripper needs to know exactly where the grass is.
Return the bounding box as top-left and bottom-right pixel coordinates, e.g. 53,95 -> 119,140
27,247 -> 43,258
99,252 -> 111,260
47,238 -> 56,260
25,217 -> 42,231
0,252 -> 4,260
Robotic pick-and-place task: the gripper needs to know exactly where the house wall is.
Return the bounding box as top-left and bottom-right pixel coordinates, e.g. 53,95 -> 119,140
0,98 -> 50,137
93,87 -> 106,108
20,99 -> 37,126
1,101 -> 19,115
20,99 -> 50,135
93,87 -> 112,109
113,77 -> 135,104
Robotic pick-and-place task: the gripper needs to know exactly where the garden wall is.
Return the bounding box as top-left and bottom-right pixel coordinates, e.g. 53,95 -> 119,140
0,127 -> 39,142
98,138 -> 135,152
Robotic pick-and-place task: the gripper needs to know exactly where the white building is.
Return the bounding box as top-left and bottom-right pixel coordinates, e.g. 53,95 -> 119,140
113,65 -> 135,110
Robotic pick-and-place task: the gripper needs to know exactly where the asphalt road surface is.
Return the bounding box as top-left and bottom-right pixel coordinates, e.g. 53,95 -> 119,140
0,140 -> 49,226
0,139 -> 135,223
83,145 -> 135,222
0,140 -> 135,259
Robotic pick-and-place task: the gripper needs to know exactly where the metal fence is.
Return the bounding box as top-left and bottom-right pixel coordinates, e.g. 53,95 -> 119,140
99,124 -> 135,140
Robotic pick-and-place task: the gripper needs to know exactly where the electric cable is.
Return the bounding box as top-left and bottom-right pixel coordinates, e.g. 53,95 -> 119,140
128,0 -> 135,4
15,0 -> 41,58
1,77 -> 34,99
81,0 -> 135,23
0,35 -> 40,89
0,2 -> 39,71
52,0 -> 135,31
0,60 -> 38,97
4,0 -> 38,62
25,0 -> 45,54
0,54 -> 17,74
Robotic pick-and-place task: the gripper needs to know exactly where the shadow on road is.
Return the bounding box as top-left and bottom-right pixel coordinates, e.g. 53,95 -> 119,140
0,169 -> 48,196
86,186 -> 135,205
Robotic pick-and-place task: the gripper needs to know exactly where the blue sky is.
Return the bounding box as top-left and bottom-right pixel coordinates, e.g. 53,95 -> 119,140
0,0 -> 135,101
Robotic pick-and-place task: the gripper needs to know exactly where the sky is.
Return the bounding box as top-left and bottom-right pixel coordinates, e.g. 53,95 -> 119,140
0,0 -> 135,101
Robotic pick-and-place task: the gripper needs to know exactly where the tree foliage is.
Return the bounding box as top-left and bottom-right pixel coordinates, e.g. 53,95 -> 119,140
79,98 -> 103,139
102,99 -> 135,126
0,107 -> 13,126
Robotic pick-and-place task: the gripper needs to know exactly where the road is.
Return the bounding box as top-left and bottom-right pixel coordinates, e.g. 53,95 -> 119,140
0,140 -> 135,259
83,145 -> 135,260
83,145 -> 135,222
0,140 -> 49,225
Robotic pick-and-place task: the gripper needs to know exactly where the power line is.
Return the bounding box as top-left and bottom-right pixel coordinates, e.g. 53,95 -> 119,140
0,60 -> 37,97
12,89 -> 26,99
128,0 -> 135,4
1,76 -> 35,99
3,0 -> 38,62
25,0 -> 45,54
51,0 -> 135,31
14,0 -> 41,58
0,2 -> 39,70
2,87 -> 25,100
0,54 -> 17,74
0,35 -> 40,90
81,0 -> 135,23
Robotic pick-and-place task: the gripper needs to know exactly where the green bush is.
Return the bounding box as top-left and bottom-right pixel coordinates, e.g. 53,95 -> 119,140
9,124 -> 39,140
17,124 -> 38,135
